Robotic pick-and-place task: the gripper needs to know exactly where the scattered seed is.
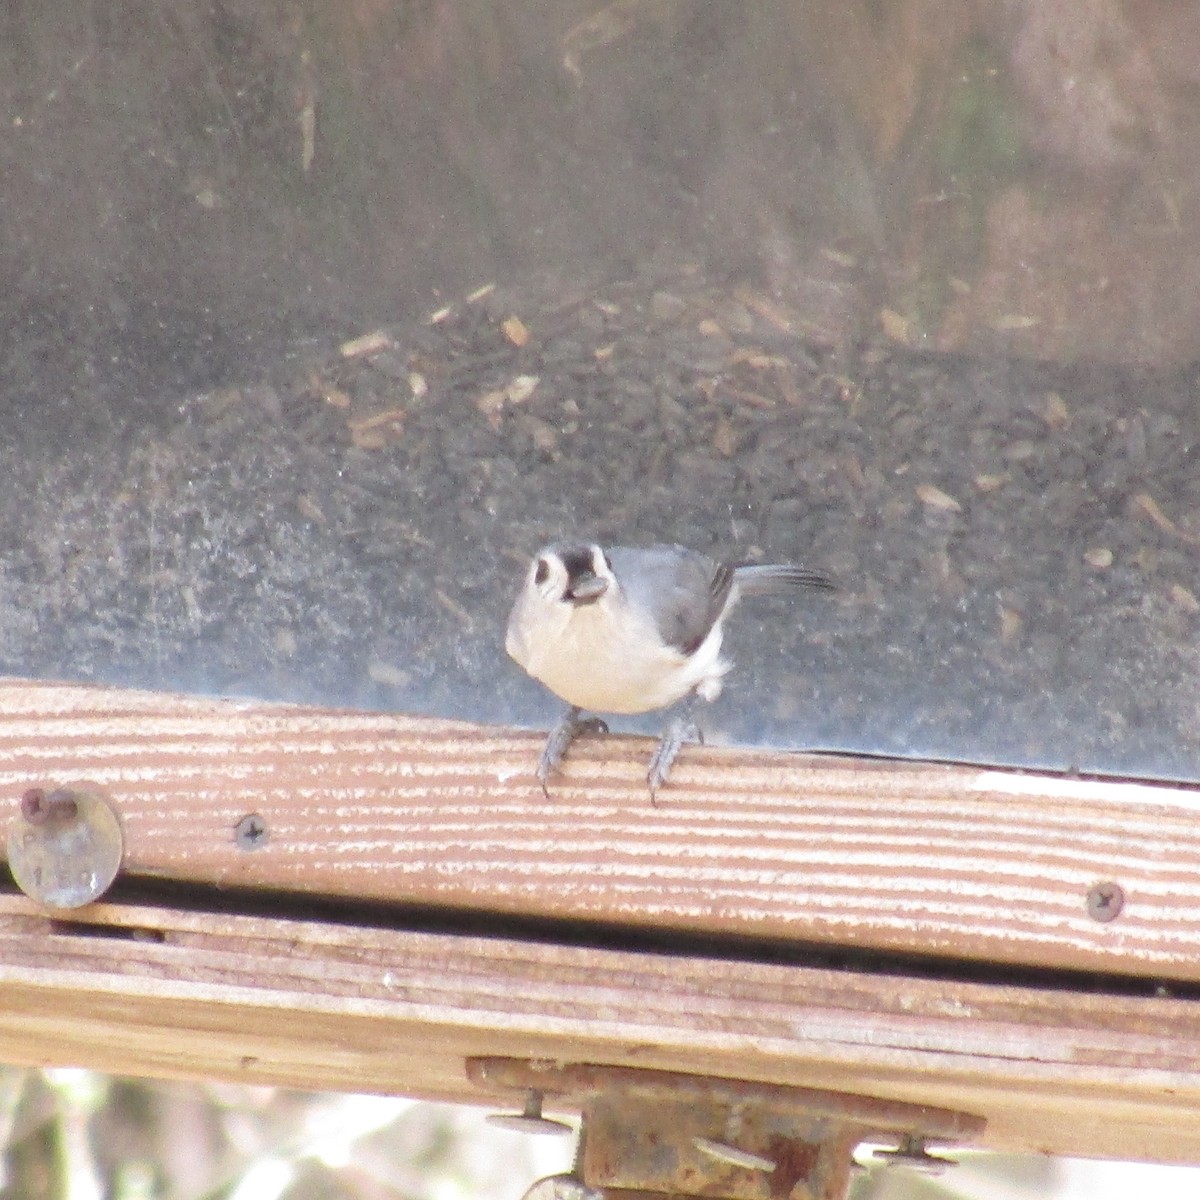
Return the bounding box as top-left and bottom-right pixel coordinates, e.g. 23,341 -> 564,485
880,308 -> 911,344
650,291 -> 686,321
998,606 -> 1023,642
296,494 -> 326,524
502,316 -> 530,347
477,375 -> 541,427
991,314 -> 1039,331
821,246 -> 857,268
712,420 -> 739,457
368,661 -> 411,687
1084,547 -> 1113,569
323,387 -> 351,410
735,287 -> 799,334
466,282 -> 496,303
916,483 -> 963,512
725,385 -> 775,409
1170,583 -> 1200,613
434,587 -> 473,627
476,390 -> 507,427
1133,492 -> 1198,543
340,330 -> 394,359
974,473 -> 1009,492
506,374 -> 539,403
349,407 -> 407,433
523,416 -> 559,453
351,426 -> 389,450
1043,391 -> 1070,430
728,347 -> 786,370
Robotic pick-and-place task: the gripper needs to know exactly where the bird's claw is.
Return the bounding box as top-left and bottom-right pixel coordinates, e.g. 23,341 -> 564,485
537,707 -> 609,796
647,709 -> 702,803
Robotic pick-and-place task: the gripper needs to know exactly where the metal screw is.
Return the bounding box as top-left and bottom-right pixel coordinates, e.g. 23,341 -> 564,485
873,1134 -> 956,1174
234,813 -> 269,850
693,1135 -> 777,1172
1086,881 -> 1124,922
487,1090 -> 573,1136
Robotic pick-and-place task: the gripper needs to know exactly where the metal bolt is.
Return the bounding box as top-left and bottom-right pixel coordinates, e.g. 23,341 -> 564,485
234,813 -> 269,850
1086,881 -> 1124,922
873,1134 -> 956,1174
487,1090 -> 573,1136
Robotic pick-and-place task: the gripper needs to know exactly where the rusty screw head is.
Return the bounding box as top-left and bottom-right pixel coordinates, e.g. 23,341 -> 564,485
20,788 -> 79,825
234,813 -> 269,850
1086,881 -> 1124,923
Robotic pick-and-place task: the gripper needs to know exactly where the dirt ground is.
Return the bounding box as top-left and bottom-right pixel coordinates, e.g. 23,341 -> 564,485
3,262 -> 1198,783
2,0 -> 1199,783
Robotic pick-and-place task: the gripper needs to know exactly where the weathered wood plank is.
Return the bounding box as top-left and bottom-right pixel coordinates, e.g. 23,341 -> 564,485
1,679 -> 1198,980
0,898 -> 1198,1165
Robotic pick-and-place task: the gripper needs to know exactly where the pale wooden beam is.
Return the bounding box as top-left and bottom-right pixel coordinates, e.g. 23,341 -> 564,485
2,678 -> 1200,1166
0,898 -> 1199,1164
0,678 -> 1196,980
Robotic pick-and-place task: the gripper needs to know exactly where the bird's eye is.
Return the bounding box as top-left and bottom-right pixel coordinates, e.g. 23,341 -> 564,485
534,559 -> 549,585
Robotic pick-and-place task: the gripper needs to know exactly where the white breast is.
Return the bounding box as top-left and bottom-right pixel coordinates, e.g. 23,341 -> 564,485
509,594 -> 728,715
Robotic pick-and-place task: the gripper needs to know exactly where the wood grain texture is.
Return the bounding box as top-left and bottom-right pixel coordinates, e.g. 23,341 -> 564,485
2,678 -> 1200,980
0,897 -> 1199,1164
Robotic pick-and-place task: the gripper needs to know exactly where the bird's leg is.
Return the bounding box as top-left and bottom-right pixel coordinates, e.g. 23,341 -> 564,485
647,693 -> 703,803
537,705 -> 610,797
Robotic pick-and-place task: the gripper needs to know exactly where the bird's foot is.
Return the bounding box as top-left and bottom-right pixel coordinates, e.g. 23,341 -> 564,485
537,706 -> 609,797
647,698 -> 703,803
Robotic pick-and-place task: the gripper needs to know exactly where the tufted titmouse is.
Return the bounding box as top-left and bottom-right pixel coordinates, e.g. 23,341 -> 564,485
506,542 -> 833,798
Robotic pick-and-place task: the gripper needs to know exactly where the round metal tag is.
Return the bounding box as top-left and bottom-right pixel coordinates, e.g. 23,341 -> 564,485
8,786 -> 124,909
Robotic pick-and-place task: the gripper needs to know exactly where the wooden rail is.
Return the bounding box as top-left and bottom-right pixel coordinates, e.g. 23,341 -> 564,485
1,678 -> 1199,1164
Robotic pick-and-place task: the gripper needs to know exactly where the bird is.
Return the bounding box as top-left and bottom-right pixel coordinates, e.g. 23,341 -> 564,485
505,541 -> 833,798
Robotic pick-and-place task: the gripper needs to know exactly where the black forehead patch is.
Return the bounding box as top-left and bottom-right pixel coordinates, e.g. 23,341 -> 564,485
557,545 -> 599,583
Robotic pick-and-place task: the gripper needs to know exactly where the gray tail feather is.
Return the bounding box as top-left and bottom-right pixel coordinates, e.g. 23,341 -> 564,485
732,563 -> 835,595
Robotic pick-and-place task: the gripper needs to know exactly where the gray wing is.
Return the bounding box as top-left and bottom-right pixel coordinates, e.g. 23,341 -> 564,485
606,545 -> 729,656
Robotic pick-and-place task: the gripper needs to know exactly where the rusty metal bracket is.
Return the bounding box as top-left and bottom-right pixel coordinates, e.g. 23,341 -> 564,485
467,1057 -> 985,1200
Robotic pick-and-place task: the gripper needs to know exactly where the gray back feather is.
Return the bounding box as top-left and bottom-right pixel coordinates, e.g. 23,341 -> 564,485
606,545 -> 722,656
607,545 -> 832,657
